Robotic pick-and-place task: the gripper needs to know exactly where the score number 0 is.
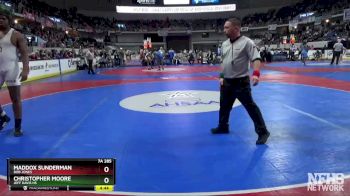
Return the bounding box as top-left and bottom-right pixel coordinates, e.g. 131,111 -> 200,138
104,166 -> 110,184
98,159 -> 113,184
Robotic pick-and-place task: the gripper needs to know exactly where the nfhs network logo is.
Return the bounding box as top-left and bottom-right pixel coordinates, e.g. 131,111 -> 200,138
307,173 -> 345,192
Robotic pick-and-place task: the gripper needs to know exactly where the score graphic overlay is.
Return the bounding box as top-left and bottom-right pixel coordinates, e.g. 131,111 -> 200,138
7,158 -> 115,191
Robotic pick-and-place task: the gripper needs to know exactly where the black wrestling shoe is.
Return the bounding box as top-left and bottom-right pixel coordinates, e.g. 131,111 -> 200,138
211,126 -> 229,134
0,115 -> 10,131
14,128 -> 23,137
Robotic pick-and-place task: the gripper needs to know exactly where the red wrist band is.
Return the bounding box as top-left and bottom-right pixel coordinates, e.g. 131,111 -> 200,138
252,70 -> 260,78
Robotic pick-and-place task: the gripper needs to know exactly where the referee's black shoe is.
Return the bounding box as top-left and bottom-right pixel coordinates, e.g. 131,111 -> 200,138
256,131 -> 270,145
211,126 -> 229,134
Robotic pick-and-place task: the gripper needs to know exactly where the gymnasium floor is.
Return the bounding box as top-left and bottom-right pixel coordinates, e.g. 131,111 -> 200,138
0,60 -> 349,195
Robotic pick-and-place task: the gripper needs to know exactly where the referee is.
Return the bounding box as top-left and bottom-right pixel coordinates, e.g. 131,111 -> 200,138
331,38 -> 346,65
211,17 -> 270,145
86,47 -> 95,74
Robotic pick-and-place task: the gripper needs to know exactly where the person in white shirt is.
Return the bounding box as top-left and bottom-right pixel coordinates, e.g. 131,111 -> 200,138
86,47 -> 95,74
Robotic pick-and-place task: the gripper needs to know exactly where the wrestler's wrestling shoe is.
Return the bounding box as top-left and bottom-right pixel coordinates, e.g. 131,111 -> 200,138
14,128 -> 23,137
0,115 -> 10,131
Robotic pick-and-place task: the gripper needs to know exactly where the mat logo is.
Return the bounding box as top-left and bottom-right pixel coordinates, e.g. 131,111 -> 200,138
119,90 -> 241,114
150,91 -> 218,108
307,173 -> 344,192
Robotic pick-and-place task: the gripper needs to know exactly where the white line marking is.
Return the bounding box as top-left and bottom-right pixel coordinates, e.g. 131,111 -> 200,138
269,81 -> 350,93
282,104 -> 349,131
41,98 -> 108,157
1,84 -> 118,107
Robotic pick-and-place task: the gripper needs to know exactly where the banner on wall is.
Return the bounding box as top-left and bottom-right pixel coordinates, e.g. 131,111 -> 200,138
19,60 -> 60,80
344,8 -> 350,21
323,49 -> 350,60
268,24 -> 277,31
241,27 -> 249,32
289,20 -> 298,30
60,58 -> 79,73
314,16 -> 322,25
18,58 -> 79,81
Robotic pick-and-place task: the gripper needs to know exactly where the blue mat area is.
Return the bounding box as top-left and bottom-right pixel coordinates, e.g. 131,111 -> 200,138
302,72 -> 350,82
267,61 -> 350,68
1,80 -> 349,192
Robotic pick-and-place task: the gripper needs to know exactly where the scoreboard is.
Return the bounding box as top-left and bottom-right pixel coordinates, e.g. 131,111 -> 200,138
7,158 -> 115,191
